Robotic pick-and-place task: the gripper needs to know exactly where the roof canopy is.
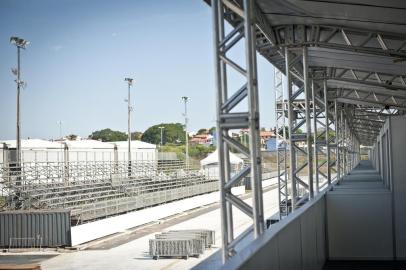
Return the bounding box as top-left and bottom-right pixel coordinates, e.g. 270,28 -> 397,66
211,0 -> 406,145
0,139 -> 63,149
200,149 -> 244,166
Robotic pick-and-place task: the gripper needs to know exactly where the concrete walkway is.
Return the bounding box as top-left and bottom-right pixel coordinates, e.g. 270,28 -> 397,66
39,187 -> 280,270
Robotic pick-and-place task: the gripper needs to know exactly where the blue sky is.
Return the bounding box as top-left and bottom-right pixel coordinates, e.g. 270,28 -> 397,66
0,0 -> 275,140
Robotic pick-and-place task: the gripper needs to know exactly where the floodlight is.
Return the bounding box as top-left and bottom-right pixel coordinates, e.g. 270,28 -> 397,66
10,36 -> 30,49
125,78 -> 134,85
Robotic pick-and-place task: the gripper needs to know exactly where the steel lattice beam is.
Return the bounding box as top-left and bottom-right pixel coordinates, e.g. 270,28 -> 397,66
212,0 -> 264,262
260,24 -> 406,60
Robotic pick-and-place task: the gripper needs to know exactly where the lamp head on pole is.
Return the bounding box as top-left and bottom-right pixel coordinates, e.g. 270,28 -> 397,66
181,96 -> 189,102
125,77 -> 134,86
10,36 -> 30,49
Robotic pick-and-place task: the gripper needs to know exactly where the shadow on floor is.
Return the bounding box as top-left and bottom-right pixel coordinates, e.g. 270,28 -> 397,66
323,260 -> 406,270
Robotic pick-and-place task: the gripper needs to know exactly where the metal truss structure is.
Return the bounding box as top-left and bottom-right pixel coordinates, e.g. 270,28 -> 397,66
212,0 -> 264,262
275,69 -> 288,218
285,47 -> 313,208
207,0 -> 406,263
0,158 -> 218,223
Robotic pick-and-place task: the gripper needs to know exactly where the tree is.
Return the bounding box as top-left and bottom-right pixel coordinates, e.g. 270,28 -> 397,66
141,123 -> 186,145
89,128 -> 127,142
131,131 -> 143,140
209,126 -> 216,135
66,134 -> 78,140
197,128 -> 209,135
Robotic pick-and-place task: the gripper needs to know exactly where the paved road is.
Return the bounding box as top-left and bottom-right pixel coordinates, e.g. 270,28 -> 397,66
40,186 -> 280,270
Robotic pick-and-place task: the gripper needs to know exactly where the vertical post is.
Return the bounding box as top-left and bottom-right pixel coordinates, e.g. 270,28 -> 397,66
128,81 -> 131,176
159,127 -> 165,148
182,96 -> 189,169
212,0 -> 264,261
212,0 -> 229,262
303,47 -> 313,199
311,80 -> 319,193
323,80 -> 331,185
276,68 -> 288,218
335,100 -> 340,179
217,3 -> 234,242
16,46 -> 21,169
286,47 -> 298,209
341,109 -> 345,175
244,0 -> 264,236
125,78 -> 133,177
160,127 -> 163,146
63,142 -> 69,184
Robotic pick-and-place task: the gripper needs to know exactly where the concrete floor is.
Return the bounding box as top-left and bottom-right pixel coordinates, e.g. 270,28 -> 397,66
323,260 -> 406,270
39,187 -> 279,270
0,254 -> 57,265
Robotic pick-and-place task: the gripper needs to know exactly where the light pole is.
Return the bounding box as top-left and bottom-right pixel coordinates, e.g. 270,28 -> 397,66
57,120 -> 63,140
158,126 -> 165,148
57,120 -> 63,162
182,96 -> 189,169
10,36 -> 29,170
125,77 -> 134,177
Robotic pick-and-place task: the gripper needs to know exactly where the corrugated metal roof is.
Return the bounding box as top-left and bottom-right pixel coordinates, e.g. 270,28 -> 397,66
208,0 -> 406,145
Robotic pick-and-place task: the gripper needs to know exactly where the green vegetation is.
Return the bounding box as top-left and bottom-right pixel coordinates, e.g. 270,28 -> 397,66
160,143 -> 215,161
131,131 -> 143,140
142,123 -> 186,145
66,134 -> 78,140
89,128 -> 127,142
197,128 -> 209,135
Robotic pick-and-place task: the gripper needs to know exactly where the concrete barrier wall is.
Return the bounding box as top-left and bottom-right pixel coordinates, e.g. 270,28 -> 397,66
71,186 -> 245,246
222,194 -> 326,270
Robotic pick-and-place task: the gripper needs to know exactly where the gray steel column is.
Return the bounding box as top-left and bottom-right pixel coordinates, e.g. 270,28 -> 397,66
212,0 -> 229,262
244,0 -> 264,236
335,100 -> 341,179
212,0 -> 264,261
303,47 -> 313,198
63,143 -> 69,183
285,47 -> 298,209
341,109 -> 346,175
323,80 -> 331,185
16,46 -> 21,169
275,69 -> 288,218
311,80 -> 319,193
217,0 -> 234,244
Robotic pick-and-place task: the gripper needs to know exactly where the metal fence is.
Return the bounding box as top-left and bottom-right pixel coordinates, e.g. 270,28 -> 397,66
0,158 -> 219,224
0,149 -> 277,224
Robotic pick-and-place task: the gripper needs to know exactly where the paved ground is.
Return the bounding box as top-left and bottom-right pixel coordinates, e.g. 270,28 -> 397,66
0,254 -> 57,265
38,186 -> 280,270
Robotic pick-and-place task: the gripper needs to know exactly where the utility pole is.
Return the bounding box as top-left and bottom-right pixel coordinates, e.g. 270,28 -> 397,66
125,77 -> 134,177
57,120 -> 63,162
158,126 -> 165,148
10,36 -> 29,171
182,96 -> 189,169
57,120 -> 63,140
